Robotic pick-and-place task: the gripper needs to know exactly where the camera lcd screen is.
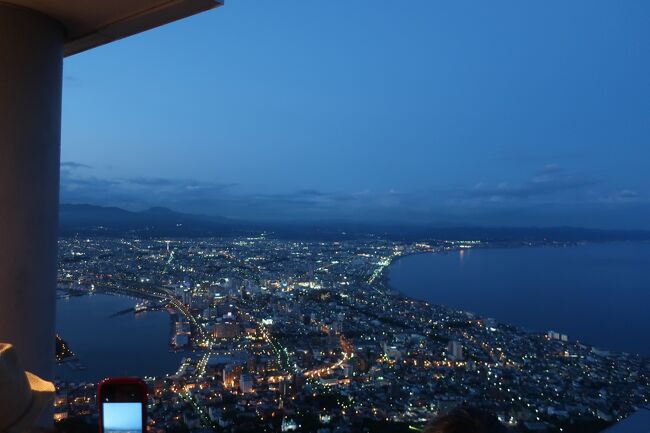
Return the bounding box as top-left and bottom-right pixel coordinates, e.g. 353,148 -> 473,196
102,402 -> 143,433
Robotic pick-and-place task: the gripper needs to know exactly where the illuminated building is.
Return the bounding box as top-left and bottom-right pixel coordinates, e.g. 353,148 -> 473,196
239,372 -> 254,393
213,321 -> 241,339
447,340 -> 464,361
223,363 -> 243,389
281,417 -> 298,432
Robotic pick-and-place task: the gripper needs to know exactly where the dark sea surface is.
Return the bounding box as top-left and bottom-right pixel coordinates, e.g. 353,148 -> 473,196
388,242 -> 650,357
55,294 -> 184,383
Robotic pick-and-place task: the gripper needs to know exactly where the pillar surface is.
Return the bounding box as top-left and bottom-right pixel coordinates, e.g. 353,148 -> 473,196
0,2 -> 64,396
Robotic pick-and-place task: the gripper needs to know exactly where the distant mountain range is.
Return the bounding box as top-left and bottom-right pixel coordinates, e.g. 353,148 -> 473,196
59,203 -> 650,242
59,204 -> 245,237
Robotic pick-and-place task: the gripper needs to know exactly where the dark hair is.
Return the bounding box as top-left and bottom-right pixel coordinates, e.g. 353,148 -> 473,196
423,407 -> 507,433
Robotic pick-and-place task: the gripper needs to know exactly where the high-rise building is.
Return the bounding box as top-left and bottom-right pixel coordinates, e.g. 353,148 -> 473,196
182,289 -> 192,306
547,330 -> 569,342
447,340 -> 464,361
240,372 -> 254,393
223,364 -> 243,389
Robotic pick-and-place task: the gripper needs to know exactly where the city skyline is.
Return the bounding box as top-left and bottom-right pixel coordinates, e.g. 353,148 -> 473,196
54,235 -> 650,432
60,0 -> 650,229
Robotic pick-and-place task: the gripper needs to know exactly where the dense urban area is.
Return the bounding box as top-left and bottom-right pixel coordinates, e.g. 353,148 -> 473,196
54,236 -> 650,433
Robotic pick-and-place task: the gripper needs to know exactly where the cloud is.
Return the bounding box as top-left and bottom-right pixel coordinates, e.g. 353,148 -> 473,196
122,177 -> 238,190
468,165 -> 595,201
57,163 -> 650,228
596,189 -> 649,204
618,190 -> 639,199
537,163 -> 562,175
500,152 -> 586,163
123,177 -> 176,187
248,189 -> 360,211
60,164 -> 592,222
60,170 -> 239,213
295,189 -> 328,197
61,161 -> 92,170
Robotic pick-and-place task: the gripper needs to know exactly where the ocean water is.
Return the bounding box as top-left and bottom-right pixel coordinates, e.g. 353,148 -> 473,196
388,242 -> 650,356
55,294 -> 185,383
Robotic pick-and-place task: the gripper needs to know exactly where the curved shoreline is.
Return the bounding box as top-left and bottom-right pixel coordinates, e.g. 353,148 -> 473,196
383,240 -> 606,295
55,293 -> 184,382
381,242 -> 650,358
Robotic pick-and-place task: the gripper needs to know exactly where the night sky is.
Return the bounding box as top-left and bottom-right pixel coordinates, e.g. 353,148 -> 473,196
60,0 -> 650,228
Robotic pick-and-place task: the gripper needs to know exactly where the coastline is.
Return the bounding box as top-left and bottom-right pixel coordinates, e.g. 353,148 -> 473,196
379,241 -> 650,358
55,292 -> 185,383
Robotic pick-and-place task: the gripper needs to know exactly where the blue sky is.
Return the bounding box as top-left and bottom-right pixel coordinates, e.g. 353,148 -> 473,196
61,0 -> 650,228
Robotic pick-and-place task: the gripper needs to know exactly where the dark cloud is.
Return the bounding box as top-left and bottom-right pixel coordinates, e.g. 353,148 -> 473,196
57,164 -> 650,229
499,152 -> 586,162
60,171 -> 238,212
596,189 -> 648,204
619,190 -> 639,199
252,189 -> 362,206
123,177 -> 176,187
295,189 -> 328,197
60,174 -> 128,207
61,161 -> 92,170
122,177 -> 238,190
469,165 -> 595,200
248,190 -> 354,210
537,163 -> 562,175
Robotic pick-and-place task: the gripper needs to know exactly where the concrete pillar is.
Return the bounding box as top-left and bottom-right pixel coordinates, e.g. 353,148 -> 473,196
0,1 -> 64,402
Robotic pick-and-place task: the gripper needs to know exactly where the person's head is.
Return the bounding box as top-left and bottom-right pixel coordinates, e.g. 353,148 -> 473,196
423,407 -> 507,433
